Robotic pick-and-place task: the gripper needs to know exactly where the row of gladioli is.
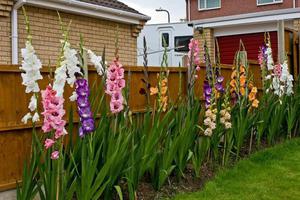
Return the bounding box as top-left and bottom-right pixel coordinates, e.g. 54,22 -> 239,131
17,10 -> 300,200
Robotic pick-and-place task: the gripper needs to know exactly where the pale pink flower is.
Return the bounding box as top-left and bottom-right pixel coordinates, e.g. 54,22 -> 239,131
44,139 -> 55,149
116,79 -> 126,89
111,91 -> 123,102
55,128 -> 67,139
116,67 -> 124,78
51,151 -> 59,160
106,81 -> 115,95
110,100 -> 124,114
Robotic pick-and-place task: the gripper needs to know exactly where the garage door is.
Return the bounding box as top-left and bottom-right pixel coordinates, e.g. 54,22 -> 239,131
217,32 -> 278,64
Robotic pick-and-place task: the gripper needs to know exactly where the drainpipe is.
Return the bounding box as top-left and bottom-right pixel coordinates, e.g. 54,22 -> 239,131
11,0 -> 25,64
187,0 -> 191,22
11,9 -> 18,64
293,0 -> 296,8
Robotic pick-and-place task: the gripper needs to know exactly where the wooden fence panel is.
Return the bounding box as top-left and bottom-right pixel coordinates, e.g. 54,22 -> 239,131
0,62 -> 261,191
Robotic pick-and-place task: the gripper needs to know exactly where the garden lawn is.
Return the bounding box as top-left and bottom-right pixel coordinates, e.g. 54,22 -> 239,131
173,138 -> 300,200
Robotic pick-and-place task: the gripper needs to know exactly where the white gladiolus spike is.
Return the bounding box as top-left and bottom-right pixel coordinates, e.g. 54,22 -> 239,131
21,113 -> 32,124
32,112 -> 40,122
20,41 -> 43,93
87,49 -> 104,76
53,41 -> 81,97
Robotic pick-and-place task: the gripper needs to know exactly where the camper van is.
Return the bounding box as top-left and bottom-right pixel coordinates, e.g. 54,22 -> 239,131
137,22 -> 194,67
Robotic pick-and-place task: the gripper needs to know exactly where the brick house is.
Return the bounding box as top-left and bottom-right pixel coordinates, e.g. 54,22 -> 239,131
0,0 -> 150,66
186,0 -> 300,75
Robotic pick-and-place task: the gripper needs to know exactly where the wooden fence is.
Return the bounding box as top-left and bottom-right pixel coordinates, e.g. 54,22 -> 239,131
0,62 -> 261,191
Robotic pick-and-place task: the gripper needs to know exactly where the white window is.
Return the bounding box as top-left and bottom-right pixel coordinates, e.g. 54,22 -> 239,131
198,0 -> 221,10
257,0 -> 283,6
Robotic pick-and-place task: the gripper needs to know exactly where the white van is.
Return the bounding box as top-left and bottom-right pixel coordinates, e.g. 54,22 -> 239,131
137,22 -> 194,67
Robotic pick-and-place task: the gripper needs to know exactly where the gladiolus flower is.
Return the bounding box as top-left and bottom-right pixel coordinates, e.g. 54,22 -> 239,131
51,151 -> 59,160
240,75 -> 246,86
150,87 -> 158,95
110,100 -> 124,114
248,92 -> 256,101
32,112 -> 40,123
87,49 -> 104,76
44,139 -> 55,149
21,113 -> 32,124
240,87 -> 246,96
252,99 -> 259,108
225,122 -> 232,129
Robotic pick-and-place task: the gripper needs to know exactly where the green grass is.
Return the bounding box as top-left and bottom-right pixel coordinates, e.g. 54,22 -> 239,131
173,139 -> 300,200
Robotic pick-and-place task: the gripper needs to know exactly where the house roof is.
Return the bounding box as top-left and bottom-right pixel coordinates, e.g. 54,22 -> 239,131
79,0 -> 143,15
14,0 -> 151,24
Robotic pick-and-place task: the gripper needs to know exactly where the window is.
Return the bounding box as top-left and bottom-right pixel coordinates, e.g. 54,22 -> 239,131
174,36 -> 193,52
162,33 -> 169,47
199,0 -> 221,10
257,0 -> 283,5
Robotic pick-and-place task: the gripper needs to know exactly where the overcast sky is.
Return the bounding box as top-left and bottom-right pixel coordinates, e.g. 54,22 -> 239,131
119,0 -> 186,24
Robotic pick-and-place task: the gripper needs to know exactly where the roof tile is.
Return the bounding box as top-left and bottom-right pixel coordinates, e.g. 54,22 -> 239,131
78,0 -> 143,15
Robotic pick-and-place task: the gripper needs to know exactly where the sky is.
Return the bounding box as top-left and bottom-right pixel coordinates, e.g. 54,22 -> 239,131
119,0 -> 186,24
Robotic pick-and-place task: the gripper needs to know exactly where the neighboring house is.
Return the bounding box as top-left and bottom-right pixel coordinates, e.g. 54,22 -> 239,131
137,22 -> 194,66
0,0 -> 150,66
186,0 -> 300,76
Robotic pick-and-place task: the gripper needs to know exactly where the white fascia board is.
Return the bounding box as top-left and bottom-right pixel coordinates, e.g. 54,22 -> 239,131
195,12 -> 300,28
214,22 -> 278,37
16,0 -> 150,24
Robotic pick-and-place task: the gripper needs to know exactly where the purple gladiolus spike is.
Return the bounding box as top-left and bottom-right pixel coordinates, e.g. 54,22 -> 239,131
75,78 -> 95,137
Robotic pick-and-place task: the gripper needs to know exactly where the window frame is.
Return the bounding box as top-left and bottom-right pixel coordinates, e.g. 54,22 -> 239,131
257,0 -> 283,6
174,35 -> 193,53
198,0 -> 221,11
161,33 -> 170,48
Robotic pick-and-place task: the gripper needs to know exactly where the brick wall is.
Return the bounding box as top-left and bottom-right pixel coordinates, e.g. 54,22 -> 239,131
0,0 -> 13,17
294,19 -> 300,31
190,0 -> 294,21
194,28 -> 215,63
3,5 -> 137,66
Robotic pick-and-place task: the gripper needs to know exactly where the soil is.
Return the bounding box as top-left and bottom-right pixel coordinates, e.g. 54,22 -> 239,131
135,163 -> 214,200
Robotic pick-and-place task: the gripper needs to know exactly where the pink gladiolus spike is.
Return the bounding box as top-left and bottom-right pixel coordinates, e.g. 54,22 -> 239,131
106,58 -> 125,114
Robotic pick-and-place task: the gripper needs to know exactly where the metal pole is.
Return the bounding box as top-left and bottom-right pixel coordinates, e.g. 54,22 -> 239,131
156,8 -> 170,23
